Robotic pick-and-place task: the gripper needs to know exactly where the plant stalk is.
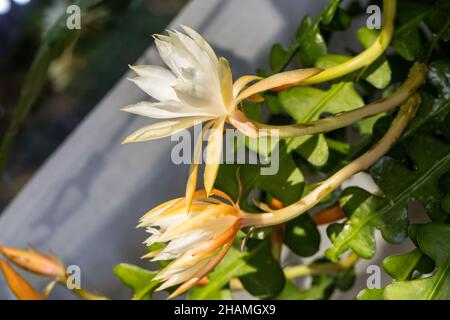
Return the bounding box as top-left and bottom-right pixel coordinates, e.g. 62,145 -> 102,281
240,94 -> 421,227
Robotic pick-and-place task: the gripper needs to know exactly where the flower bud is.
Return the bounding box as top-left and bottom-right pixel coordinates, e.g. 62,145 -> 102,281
0,246 -> 66,280
139,189 -> 241,298
0,258 -> 45,300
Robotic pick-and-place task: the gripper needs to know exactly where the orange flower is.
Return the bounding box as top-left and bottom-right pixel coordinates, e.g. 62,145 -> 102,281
138,189 -> 241,298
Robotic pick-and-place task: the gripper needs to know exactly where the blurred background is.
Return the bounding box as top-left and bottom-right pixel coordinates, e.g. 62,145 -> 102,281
0,0 -> 187,212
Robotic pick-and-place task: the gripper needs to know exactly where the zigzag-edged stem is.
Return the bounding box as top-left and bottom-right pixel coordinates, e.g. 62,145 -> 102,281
240,94 -> 421,228
251,63 -> 427,138
301,0 -> 396,85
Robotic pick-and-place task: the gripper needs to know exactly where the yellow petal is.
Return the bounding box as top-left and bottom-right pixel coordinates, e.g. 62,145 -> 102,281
203,117 -> 226,196
186,121 -> 214,211
228,110 -> 260,138
232,75 -> 262,98
0,259 -> 45,300
159,204 -> 237,242
167,242 -> 232,299
218,57 -> 234,111
235,68 -> 322,104
122,117 -> 211,144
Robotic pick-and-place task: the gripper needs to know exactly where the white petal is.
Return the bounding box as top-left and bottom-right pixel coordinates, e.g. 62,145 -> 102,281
122,116 -> 213,143
122,101 -> 218,119
180,25 -> 218,67
173,81 -> 226,115
129,65 -> 176,101
155,38 -> 197,78
152,230 -> 212,261
156,259 -> 210,291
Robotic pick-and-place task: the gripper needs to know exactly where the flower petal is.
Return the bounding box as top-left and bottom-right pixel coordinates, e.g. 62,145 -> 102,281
236,67 -> 322,103
154,38 -> 191,76
173,81 -> 223,113
218,57 -> 234,111
122,117 -> 211,144
232,75 -> 262,98
203,117 -> 226,196
180,25 -> 218,67
129,65 -> 176,101
0,259 -> 45,300
168,242 -> 232,299
185,121 -> 214,211
122,100 -> 217,119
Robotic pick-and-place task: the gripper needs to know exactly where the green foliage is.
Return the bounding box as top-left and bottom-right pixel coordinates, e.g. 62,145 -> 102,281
269,0 -> 344,72
284,215 -> 321,257
279,81 -> 364,166
113,263 -> 158,300
359,223 -> 450,300
238,239 -> 286,299
189,248 -> 253,300
371,134 -> 450,221
215,145 -> 304,211
326,186 -> 408,261
0,0 -> 103,175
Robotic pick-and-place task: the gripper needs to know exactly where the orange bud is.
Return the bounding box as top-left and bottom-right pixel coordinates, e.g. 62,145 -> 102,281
0,246 -> 66,279
269,197 -> 284,210
312,203 -> 346,225
0,259 -> 45,300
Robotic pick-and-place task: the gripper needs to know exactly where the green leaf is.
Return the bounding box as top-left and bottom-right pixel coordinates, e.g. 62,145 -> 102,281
382,249 -> 423,281
318,0 -> 342,25
280,81 -> 364,166
326,186 -> 408,261
357,288 -> 385,300
405,60 -> 450,137
270,44 -> 290,73
113,263 -> 158,300
276,277 -> 335,300
238,239 -> 286,299
356,28 -> 391,89
284,215 -> 321,257
324,7 -> 351,31
371,134 -> 450,220
392,2 -> 427,61
428,60 -> 450,100
383,222 -> 450,300
424,0 -> 450,41
267,0 -> 341,72
188,248 -> 253,300
296,16 -> 327,67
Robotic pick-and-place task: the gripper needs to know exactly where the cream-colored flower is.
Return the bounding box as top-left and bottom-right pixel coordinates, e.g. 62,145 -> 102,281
122,26 -> 321,208
138,189 -> 240,299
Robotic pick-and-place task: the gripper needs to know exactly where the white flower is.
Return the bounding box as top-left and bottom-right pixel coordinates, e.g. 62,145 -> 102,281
138,189 -> 240,298
122,26 -> 321,208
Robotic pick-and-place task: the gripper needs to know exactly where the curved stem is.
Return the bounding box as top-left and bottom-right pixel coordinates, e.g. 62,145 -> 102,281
232,0 -> 396,109
70,288 -> 109,300
252,63 -> 427,138
57,277 -> 109,300
301,0 -> 396,85
240,94 -> 421,228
